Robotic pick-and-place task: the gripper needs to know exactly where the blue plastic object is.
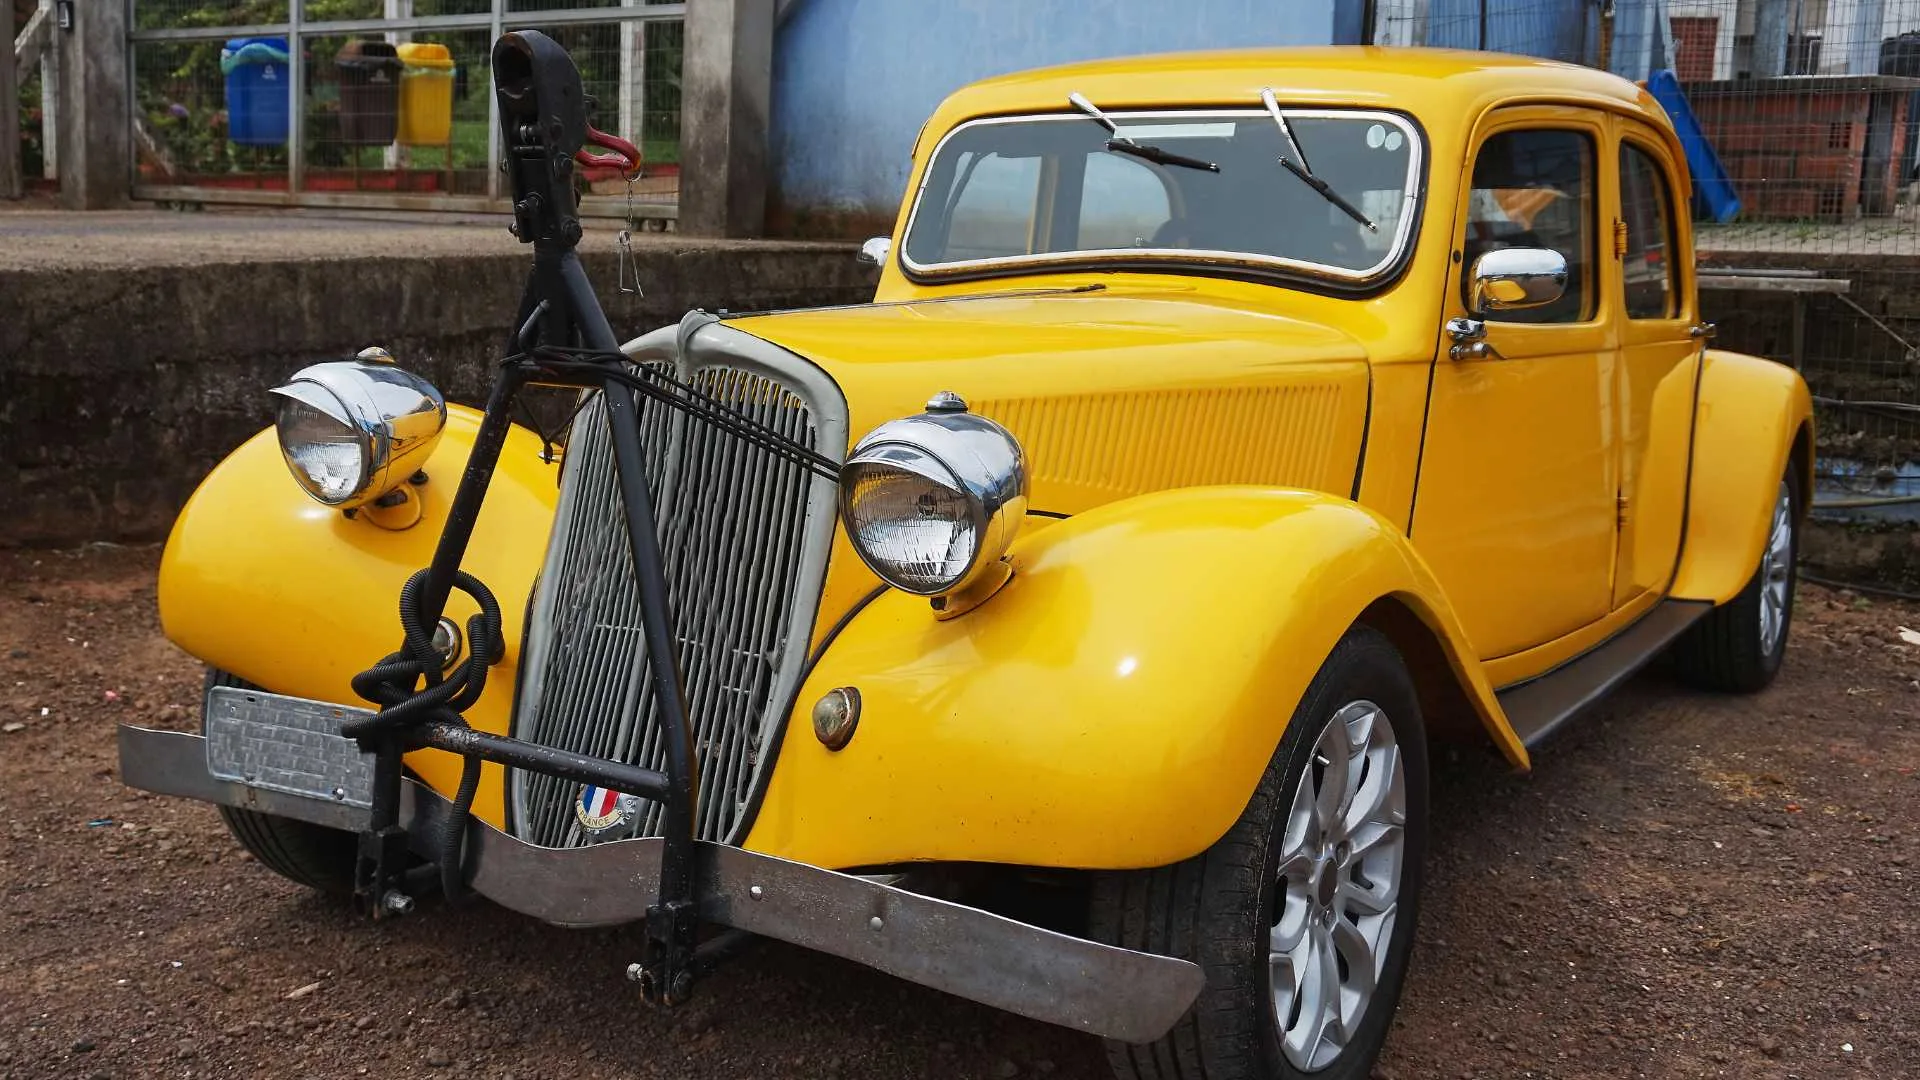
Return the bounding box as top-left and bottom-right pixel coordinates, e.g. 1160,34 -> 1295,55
222,36 -> 291,147
1647,69 -> 1741,223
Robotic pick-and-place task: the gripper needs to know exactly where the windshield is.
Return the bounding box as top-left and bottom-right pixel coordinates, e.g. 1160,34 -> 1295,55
901,108 -> 1423,285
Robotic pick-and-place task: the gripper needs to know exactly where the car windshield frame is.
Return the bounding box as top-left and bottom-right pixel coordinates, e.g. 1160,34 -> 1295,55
899,105 -> 1428,291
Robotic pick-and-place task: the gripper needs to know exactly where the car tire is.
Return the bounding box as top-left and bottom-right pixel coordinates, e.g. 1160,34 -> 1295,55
1670,461 -> 1800,695
1089,625 -> 1428,1080
204,668 -> 359,897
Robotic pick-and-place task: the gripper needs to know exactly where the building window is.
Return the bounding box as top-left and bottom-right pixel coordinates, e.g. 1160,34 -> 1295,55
1670,16 -> 1718,82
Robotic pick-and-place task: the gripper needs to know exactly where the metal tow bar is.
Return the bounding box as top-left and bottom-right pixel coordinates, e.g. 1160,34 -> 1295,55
342,29 -> 702,1007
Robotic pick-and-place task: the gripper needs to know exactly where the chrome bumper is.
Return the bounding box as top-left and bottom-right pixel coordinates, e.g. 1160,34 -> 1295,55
117,723 -> 1204,1043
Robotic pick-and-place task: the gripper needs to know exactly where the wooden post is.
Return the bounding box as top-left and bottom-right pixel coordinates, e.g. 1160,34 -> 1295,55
1,0 -> 22,199
679,0 -> 773,237
55,0 -> 131,209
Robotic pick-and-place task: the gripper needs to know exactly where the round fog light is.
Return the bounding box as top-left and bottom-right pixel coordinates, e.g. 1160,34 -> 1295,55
811,687 -> 862,751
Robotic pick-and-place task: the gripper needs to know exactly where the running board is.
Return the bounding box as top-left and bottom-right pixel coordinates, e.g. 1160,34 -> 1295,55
1496,599 -> 1713,748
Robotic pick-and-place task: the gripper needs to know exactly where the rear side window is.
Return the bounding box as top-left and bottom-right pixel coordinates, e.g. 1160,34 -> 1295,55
1619,143 -> 1678,319
1462,128 -> 1596,324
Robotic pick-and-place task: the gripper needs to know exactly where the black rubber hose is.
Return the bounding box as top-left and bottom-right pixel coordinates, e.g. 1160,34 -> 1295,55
347,568 -> 505,904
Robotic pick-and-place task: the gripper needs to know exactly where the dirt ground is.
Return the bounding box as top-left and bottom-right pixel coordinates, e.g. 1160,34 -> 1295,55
1,544 -> 1914,1080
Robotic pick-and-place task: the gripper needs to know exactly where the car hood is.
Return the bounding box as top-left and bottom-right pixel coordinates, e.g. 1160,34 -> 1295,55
726,283 -> 1373,516
720,283 -> 1374,644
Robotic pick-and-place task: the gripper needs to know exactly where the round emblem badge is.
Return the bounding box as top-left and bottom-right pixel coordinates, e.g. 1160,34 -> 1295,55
575,785 -> 639,835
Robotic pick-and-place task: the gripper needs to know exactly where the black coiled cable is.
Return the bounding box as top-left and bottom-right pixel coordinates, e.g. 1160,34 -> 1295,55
347,569 -> 505,904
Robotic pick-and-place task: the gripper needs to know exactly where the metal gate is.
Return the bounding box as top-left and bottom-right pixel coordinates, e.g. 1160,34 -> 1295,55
128,0 -> 682,218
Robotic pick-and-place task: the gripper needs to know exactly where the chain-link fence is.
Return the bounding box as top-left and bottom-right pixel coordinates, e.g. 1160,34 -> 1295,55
128,0 -> 681,218
1379,0 -> 1920,581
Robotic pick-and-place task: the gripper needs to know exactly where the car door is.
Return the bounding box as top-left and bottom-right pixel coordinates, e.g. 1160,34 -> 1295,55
1609,119 -> 1702,608
1411,107 -> 1621,661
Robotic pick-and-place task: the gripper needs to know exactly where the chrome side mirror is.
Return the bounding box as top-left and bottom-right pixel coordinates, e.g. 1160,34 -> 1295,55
858,236 -> 892,267
1468,247 -> 1567,315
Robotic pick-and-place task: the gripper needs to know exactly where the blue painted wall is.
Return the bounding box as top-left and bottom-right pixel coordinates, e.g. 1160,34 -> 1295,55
1421,0 -> 1671,79
1425,0 -> 1597,63
770,0 -> 1338,233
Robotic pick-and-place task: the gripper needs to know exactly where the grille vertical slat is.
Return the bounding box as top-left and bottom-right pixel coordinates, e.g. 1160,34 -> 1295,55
511,358 -> 837,847
708,380 -> 797,836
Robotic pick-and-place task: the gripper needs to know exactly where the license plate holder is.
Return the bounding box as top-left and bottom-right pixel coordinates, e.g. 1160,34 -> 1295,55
204,686 -> 377,810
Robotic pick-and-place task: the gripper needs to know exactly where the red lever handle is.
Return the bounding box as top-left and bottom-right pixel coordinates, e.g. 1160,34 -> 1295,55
574,124 -> 643,179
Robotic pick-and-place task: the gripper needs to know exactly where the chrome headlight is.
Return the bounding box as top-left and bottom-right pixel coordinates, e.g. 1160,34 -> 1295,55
839,391 -> 1027,596
268,348 -> 447,509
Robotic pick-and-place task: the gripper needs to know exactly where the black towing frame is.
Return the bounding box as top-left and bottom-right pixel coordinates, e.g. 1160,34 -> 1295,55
114,30 -> 1209,1042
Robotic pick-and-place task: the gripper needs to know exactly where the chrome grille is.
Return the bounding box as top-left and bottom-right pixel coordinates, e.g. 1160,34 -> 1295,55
510,343 -> 842,848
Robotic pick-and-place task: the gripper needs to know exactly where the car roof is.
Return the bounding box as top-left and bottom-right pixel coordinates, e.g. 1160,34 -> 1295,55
926,46 -> 1663,135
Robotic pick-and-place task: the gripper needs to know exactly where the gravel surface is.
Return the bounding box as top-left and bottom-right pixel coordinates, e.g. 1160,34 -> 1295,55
1,544 -> 1915,1079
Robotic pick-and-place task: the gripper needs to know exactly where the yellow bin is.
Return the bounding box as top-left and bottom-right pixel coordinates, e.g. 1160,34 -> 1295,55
395,42 -> 455,146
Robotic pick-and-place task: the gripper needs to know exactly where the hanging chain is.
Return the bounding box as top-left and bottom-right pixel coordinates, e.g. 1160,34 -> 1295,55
617,172 -> 644,299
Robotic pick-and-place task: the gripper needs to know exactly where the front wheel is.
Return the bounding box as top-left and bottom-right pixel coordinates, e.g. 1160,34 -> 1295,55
204,668 -> 360,896
1090,625 -> 1429,1080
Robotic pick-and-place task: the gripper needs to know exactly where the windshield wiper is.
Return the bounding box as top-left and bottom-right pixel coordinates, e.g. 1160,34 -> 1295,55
1260,87 -> 1377,233
1069,92 -> 1220,173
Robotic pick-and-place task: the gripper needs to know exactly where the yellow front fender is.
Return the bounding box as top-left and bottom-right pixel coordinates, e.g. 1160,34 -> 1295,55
1670,349 -> 1815,605
742,487 -> 1523,872
158,407 -> 561,828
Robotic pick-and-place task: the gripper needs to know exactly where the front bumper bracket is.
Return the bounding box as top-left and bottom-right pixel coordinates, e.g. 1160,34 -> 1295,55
119,724 -> 1205,1044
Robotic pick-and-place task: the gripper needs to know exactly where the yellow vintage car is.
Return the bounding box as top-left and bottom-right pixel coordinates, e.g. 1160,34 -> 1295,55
120,34 -> 1810,1080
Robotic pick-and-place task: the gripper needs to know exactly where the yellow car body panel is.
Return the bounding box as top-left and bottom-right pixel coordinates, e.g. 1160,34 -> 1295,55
158,407 -> 560,830
150,47 -> 1812,874
1668,349 -> 1816,605
742,487 -> 1524,870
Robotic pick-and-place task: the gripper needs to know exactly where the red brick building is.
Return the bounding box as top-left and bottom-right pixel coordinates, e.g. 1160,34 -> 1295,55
1686,75 -> 1920,220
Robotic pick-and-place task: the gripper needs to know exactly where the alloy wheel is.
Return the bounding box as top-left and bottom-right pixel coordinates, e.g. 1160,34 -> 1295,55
1759,480 -> 1793,658
1268,700 -> 1407,1072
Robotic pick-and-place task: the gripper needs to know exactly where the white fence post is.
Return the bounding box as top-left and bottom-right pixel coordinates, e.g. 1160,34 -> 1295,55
288,0 -> 305,193
619,0 -> 647,156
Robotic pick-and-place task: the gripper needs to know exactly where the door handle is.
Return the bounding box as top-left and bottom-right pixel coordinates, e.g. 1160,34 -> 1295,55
1446,316 -> 1509,361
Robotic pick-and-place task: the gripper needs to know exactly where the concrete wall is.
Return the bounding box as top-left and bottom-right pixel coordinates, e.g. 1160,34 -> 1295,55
0,246 -> 873,547
767,0 -> 1338,237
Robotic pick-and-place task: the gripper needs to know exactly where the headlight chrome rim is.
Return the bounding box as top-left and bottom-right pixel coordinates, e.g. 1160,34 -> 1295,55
838,393 -> 1027,597
269,355 -> 447,510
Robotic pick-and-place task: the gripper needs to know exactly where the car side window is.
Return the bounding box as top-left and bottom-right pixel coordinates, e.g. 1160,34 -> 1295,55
942,152 -> 1042,261
1077,154 -> 1172,250
1619,143 -> 1677,319
1462,128 -> 1596,324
